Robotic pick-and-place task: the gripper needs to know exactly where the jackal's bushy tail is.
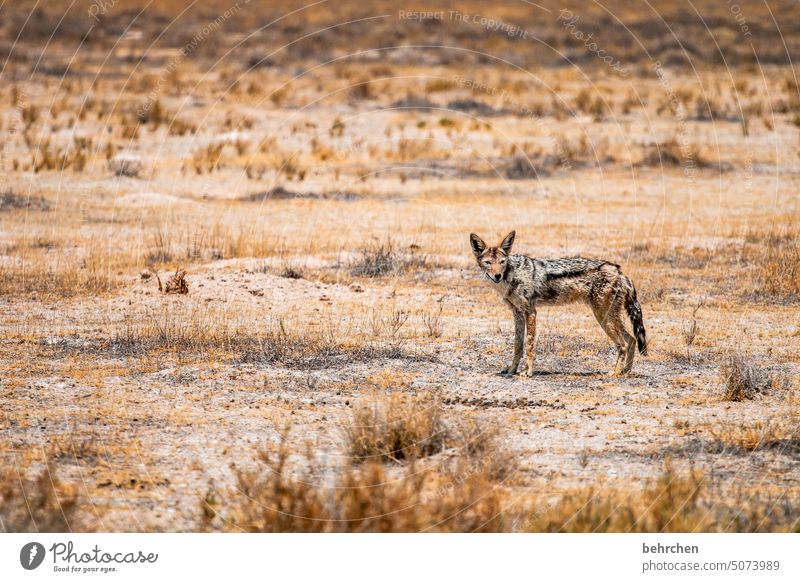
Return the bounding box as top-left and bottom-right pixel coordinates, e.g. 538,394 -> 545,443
624,280 -> 648,355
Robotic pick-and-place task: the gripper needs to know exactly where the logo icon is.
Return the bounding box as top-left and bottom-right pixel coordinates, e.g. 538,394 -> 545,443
20,542 -> 46,570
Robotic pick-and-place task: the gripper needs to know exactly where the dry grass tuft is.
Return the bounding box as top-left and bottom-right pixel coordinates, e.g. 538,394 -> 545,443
0,189 -> 50,211
157,268 -> 189,294
201,424 -> 515,532
0,243 -> 121,297
105,306 -> 424,369
636,138 -> 721,170
748,231 -> 800,302
524,464 -> 799,532
0,463 -> 82,532
345,394 -> 449,462
720,354 -> 775,401
710,418 -> 800,456
350,239 -> 428,278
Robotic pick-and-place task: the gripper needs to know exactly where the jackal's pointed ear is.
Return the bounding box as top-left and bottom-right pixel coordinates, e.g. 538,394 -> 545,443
469,233 -> 486,257
500,230 -> 516,254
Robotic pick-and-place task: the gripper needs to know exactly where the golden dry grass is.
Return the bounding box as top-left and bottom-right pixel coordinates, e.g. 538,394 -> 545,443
0,462 -> 82,533
523,464 -> 799,533
202,419 -> 515,533
1,0 -> 800,533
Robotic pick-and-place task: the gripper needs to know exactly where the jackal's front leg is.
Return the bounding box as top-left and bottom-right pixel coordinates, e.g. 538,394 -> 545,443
501,309 -> 525,375
520,308 -> 537,377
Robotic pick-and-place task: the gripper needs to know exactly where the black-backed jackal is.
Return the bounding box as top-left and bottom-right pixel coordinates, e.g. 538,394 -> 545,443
470,231 -> 648,377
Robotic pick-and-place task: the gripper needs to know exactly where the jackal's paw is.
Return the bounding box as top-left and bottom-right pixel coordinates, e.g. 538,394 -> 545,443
499,365 -> 518,376
520,367 -> 535,378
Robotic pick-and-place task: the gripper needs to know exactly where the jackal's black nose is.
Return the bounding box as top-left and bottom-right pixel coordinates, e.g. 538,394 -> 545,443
493,274 -> 502,282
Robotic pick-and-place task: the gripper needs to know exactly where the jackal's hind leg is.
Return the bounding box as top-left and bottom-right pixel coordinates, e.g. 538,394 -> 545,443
501,309 -> 525,375
520,309 -> 537,378
592,302 -> 635,376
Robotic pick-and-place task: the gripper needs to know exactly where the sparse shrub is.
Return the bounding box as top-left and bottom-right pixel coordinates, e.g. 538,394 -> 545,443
349,240 -> 430,278
0,189 -> 50,211
233,138 -> 250,156
350,240 -> 399,277
137,99 -> 167,128
421,304 -> 444,338
523,464 -> 798,532
191,143 -> 225,174
681,297 -> 705,362
425,78 -> 455,93
329,118 -> 345,138
710,418 -> 800,455
348,78 -> 373,101
747,230 -> 800,301
109,154 -> 143,178
0,241 -> 120,297
168,117 -> 196,136
147,226 -> 173,264
345,394 -> 449,462
31,137 -> 91,173
202,423 -> 516,532
279,264 -> 304,279
386,309 -> 409,336
0,463 -> 81,532
504,154 -> 542,179
156,268 -> 189,294
278,155 -> 305,181
107,307 -> 421,369
720,353 -> 773,401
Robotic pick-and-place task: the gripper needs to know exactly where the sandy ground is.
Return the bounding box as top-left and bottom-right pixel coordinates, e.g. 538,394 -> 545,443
3,201 -> 798,529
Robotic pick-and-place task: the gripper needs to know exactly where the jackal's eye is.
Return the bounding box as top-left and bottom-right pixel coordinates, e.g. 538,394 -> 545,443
483,260 -> 491,266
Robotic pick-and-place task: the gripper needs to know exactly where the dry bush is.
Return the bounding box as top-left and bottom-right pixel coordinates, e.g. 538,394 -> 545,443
0,243 -> 121,297
279,264 -> 304,279
720,354 -> 775,401
157,268 -> 189,294
350,239 -> 429,278
108,154 -> 143,178
350,241 -> 399,277
136,99 -> 168,128
388,138 -> 451,162
636,137 -> 729,171
504,154 -> 543,179
710,418 -> 800,456
345,394 -> 449,462
201,425 -> 516,532
746,231 -> 800,301
0,189 -> 50,211
168,117 -> 196,136
524,464 -> 799,533
190,143 -> 225,174
421,304 -> 444,338
0,463 -> 81,532
107,307 -> 420,369
31,137 -> 92,173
